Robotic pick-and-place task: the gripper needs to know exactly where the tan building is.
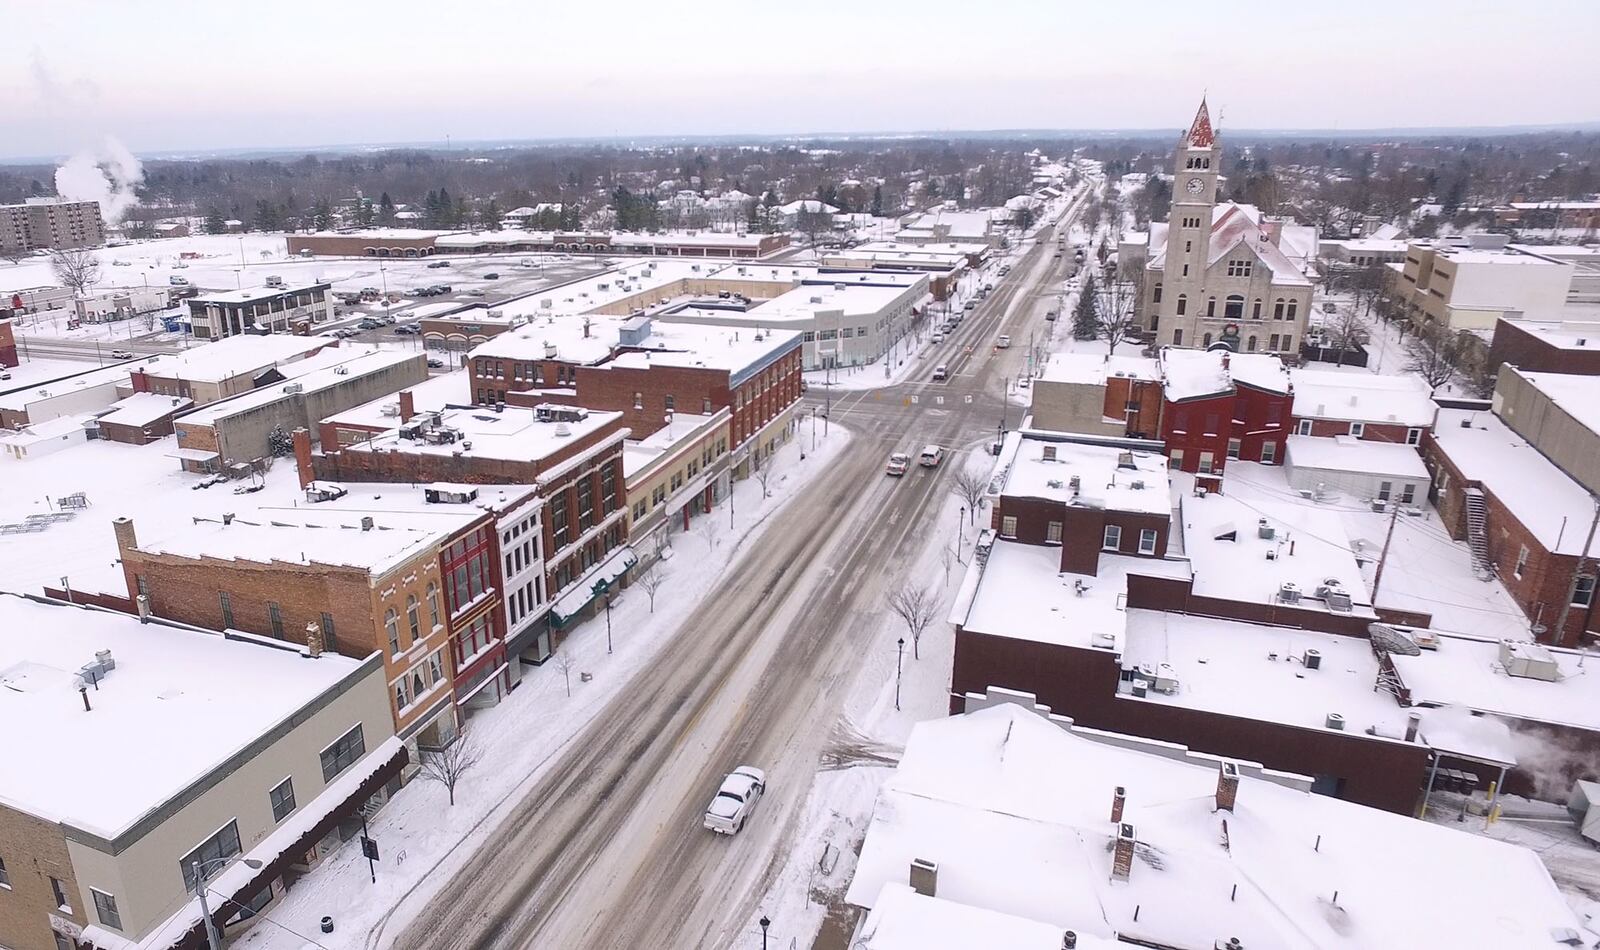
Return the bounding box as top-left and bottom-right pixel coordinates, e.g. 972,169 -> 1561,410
1137,101 -> 1314,355
128,334 -> 336,406
622,408 -> 733,563
0,199 -> 105,254
1392,240 -> 1575,330
0,592 -> 401,950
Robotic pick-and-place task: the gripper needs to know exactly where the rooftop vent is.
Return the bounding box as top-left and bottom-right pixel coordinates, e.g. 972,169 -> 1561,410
1326,712 -> 1346,730
1278,582 -> 1301,604
1498,640 -> 1560,681
554,422 -> 571,437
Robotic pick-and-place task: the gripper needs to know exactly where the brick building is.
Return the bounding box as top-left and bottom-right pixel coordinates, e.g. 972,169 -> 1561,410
1287,368 -> 1434,444
128,334 -> 335,406
113,511 -> 470,749
1488,317 -> 1600,377
0,317 -> 16,368
0,198 -> 105,254
92,392 -> 193,445
1028,353 -> 1164,439
1157,349 -> 1291,479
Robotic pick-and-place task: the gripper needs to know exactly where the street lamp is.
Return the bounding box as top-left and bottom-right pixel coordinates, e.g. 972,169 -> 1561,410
958,506 -> 965,554
895,638 -> 905,711
759,915 -> 771,950
592,577 -> 614,654
192,856 -> 263,950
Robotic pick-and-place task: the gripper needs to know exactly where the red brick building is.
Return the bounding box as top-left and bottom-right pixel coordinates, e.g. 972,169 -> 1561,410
1287,368 -> 1434,445
1488,318 -> 1600,377
1158,349 -> 1291,480
0,318 -> 16,368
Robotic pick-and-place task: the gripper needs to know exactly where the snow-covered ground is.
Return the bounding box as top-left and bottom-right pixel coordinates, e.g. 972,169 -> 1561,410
226,424 -> 855,950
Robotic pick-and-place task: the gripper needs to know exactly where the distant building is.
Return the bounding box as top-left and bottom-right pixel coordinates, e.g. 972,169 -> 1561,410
1392,240 -> 1575,331
287,229 -> 788,260
186,282 -> 334,338
0,198 -> 105,253
1488,316 -> 1600,376
0,318 -> 15,368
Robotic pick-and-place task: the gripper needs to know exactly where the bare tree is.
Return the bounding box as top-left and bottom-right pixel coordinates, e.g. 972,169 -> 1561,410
141,310 -> 159,332
553,650 -> 577,698
696,513 -> 722,551
636,565 -> 665,613
888,584 -> 940,660
1097,260 -> 1145,355
754,453 -> 776,498
1405,322 -> 1468,392
50,249 -> 101,296
949,466 -> 988,524
417,731 -> 484,806
1321,303 -> 1369,367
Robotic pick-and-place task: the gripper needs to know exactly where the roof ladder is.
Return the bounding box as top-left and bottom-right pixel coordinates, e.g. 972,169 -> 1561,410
1463,487 -> 1493,580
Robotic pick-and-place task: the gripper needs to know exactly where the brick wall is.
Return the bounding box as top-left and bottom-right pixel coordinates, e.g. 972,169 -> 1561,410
1488,320 -> 1600,377
0,319 -> 16,369
1291,418 -> 1418,443
0,804 -> 86,950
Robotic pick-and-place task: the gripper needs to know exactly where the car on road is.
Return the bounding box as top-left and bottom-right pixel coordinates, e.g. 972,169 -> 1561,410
703,766 -> 766,835
919,444 -> 945,467
984,283 -> 994,293
169,276 -> 189,286
885,453 -> 911,476
1044,309 -> 1059,322
996,335 -> 1011,349
483,273 -> 499,280
110,349 -> 134,360
931,331 -> 944,344
932,364 -> 949,381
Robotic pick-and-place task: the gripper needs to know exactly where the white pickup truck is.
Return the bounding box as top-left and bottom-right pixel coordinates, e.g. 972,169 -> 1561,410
703,766 -> 766,835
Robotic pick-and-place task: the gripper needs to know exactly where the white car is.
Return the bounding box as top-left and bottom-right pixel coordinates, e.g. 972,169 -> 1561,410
703,766 -> 766,835
110,349 -> 134,360
931,331 -> 945,344
996,335 -> 1011,349
885,453 -> 911,476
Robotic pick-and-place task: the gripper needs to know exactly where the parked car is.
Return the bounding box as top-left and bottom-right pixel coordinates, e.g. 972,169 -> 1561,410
426,357 -> 446,369
393,325 -> 419,335
963,300 -> 976,311
466,289 -> 487,297
169,276 -> 189,286
703,766 -> 766,835
919,444 -> 945,467
431,285 -> 452,294
996,335 -> 1011,349
885,453 -> 911,476
1044,310 -> 1059,322
427,260 -> 451,269
357,318 -> 384,330
932,364 -> 949,381
110,349 -> 134,360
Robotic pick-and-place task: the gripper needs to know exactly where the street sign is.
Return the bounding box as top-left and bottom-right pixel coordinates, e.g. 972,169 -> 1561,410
362,837 -> 380,861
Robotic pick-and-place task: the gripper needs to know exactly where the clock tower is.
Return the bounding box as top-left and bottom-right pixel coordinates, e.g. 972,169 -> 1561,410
1162,99 -> 1220,344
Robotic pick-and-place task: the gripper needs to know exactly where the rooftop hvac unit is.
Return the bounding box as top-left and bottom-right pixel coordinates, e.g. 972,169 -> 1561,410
1325,712 -> 1346,731
380,403 -> 401,417
1315,578 -> 1344,599
1411,629 -> 1441,651
1325,590 -> 1353,612
1499,640 -> 1560,681
1130,480 -> 1145,490
1090,632 -> 1116,650
1278,582 -> 1301,604
1257,518 -> 1275,540
1130,679 -> 1149,698
487,309 -> 504,318
1304,648 -> 1322,670
554,422 -> 572,437
1068,475 -> 1081,490
333,366 -> 349,375
283,383 -> 304,394
1046,479 -> 1064,490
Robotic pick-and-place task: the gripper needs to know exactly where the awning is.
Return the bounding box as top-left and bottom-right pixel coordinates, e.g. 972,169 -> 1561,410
550,546 -> 637,626
166,447 -> 220,462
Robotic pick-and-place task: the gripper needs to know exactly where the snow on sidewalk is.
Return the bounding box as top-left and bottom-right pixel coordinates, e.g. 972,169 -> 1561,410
232,425 -> 855,950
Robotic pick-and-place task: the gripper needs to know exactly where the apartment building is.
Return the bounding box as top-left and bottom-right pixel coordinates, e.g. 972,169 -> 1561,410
0,198 -> 105,253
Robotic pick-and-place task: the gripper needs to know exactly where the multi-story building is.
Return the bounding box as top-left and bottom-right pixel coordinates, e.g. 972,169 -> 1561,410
0,318 -> 16,368
112,510 -> 470,749
1392,240 -> 1575,331
186,282 -> 335,339
623,408 -> 734,563
1135,101 -> 1315,355
1157,348 -> 1292,479
1487,316 -> 1600,376
129,334 -> 336,405
0,592 -> 402,950
0,198 -> 105,253
1287,368 -> 1435,444
1028,353 -> 1164,440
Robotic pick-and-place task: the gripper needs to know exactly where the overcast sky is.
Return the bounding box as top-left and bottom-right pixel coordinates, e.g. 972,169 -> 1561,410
8,0 -> 1598,160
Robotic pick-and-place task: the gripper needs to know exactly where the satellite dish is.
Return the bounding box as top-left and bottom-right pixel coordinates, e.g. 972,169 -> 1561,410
1368,623 -> 1421,657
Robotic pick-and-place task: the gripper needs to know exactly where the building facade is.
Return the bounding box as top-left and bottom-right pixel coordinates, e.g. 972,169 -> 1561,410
0,199 -> 105,254
186,283 -> 335,339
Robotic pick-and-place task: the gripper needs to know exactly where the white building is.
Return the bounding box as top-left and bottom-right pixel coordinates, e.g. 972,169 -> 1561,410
1285,434 -> 1431,505
186,282 -> 335,339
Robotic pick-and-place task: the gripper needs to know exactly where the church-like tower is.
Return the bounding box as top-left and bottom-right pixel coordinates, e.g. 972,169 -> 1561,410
1162,99 -> 1220,340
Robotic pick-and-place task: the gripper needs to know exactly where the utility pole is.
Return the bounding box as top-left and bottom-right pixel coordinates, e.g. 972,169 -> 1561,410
1554,497 -> 1600,645
1369,503 -> 1402,601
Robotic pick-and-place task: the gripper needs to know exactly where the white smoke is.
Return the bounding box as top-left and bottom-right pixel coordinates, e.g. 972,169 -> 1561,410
53,136 -> 144,223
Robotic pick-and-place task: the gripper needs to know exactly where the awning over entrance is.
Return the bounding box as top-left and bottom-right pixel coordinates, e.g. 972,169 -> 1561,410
166,447 -> 220,462
550,546 -> 637,627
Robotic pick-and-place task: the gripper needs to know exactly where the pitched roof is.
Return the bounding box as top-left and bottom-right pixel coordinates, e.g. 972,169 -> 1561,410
1184,98 -> 1216,149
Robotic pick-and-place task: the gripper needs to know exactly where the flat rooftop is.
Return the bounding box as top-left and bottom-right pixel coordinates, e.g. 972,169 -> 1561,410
1516,370 -> 1600,440
134,335 -> 332,383
1160,348 -> 1290,402
179,348 -> 422,427
1000,436 -> 1171,515
1499,317 -> 1600,351
97,392 -> 192,428
189,281 -> 329,305
1285,435 -> 1431,480
319,370 -> 471,433
857,883 -> 1114,950
347,403 -> 623,467
749,273 -> 924,321
1037,352 -> 1160,385
1289,368 -> 1436,426
0,593 -> 366,839
1388,630 -> 1600,733
621,410 -> 723,479
135,508 -> 470,575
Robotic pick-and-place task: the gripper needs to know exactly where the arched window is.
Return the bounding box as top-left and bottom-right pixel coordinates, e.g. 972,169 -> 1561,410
1203,332 -> 1213,347
1206,297 -> 1217,317
411,670 -> 427,699
1247,336 -> 1258,352
385,608 -> 400,655
1286,300 -> 1299,320
1273,298 -> 1286,320
427,583 -> 440,629
407,595 -> 420,641
1175,294 -> 1188,316
1224,295 -> 1244,320
1153,283 -> 1163,304
1252,299 -> 1263,319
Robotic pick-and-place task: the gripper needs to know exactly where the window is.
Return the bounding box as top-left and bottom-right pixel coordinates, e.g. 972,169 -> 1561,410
664,394 -> 675,411
633,392 -> 642,409
50,875 -> 72,913
385,608 -> 401,655
0,854 -> 9,887
551,491 -> 571,550
407,595 -> 421,642
1198,451 -> 1215,474
1205,298 -> 1216,317
87,888 -> 123,931
1226,438 -> 1241,460
269,778 -> 296,822
1399,483 -> 1417,505
1514,545 -> 1529,579
1247,335 -> 1257,352
1000,516 -> 1018,538
219,591 -> 234,628
1260,441 -> 1277,464
1185,240 -> 1193,253
136,574 -> 149,598
1153,283 -> 1162,303
320,725 -> 366,782
1280,334 -> 1293,352
1252,299 -> 1262,319
1182,264 -> 1189,277
180,820 -> 242,893
1203,332 -> 1213,347
1169,449 -> 1184,469
320,612 -> 337,652
1350,422 -> 1365,438
1175,294 -> 1187,316
1138,529 -> 1159,555
702,397 -> 713,414
1297,419 -> 1313,436
1172,328 -> 1183,346
1273,299 -> 1286,319
1269,333 -> 1281,351
1046,521 -> 1062,543
1226,260 -> 1253,278
429,650 -> 446,684
426,583 -> 440,629
1286,300 -> 1298,320
1575,575 -> 1597,607
1224,295 -> 1244,319
601,465 -> 618,513
1406,427 -> 1423,446
1102,525 -> 1123,551
1377,481 -> 1393,501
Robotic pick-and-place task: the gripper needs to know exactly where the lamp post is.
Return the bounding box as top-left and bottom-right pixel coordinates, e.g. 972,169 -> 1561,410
759,915 -> 771,950
895,638 -> 905,711
192,856 -> 263,950
592,577 -> 614,654
958,506 -> 965,555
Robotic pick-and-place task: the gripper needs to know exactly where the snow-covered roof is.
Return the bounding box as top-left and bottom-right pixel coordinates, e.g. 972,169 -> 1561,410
1430,408 -> 1600,556
136,507 -> 473,574
0,413 -> 90,444
434,229 -> 771,250
999,436 -> 1170,515
1146,202 -> 1313,285
345,404 -> 624,468
1037,352 -> 1160,385
135,335 -> 332,383
1388,631 -> 1600,733
1516,370 -> 1600,439
857,883 -> 1112,950
1289,369 -> 1436,426
319,370 -> 470,433
1160,348 -> 1290,402
96,392 -> 192,428
1179,483 -> 1375,616
0,593 -> 367,839
1498,317 -> 1600,351
189,281 -> 328,306
622,410 -> 725,479
845,703 -> 1580,948
178,348 -> 422,427
777,199 -> 838,215
749,274 -> 924,324
1286,435 -> 1431,481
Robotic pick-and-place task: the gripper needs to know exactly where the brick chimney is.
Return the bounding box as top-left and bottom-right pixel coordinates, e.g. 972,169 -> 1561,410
908,858 -> 937,897
305,621 -> 324,658
1111,823 -> 1135,881
1110,786 -> 1126,823
398,389 -> 415,424
292,427 -> 314,490
1215,761 -> 1240,812
1405,712 -> 1421,743
130,369 -> 150,393
112,516 -> 138,554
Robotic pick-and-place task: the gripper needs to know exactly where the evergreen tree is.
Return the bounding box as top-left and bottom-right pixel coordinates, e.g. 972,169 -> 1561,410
354,198 -> 375,227
311,198 -> 333,230
1073,272 -> 1100,341
745,199 -> 761,232
253,199 -> 279,232
378,192 -> 396,225
203,208 -> 226,235
871,184 -> 884,217
267,426 -> 295,458
483,199 -> 501,230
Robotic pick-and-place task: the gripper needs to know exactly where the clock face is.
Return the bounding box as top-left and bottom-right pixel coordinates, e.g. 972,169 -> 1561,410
1185,177 -> 1205,195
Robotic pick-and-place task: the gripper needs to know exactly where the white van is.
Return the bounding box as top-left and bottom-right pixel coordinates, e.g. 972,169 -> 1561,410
932,364 -> 948,381
919,445 -> 945,468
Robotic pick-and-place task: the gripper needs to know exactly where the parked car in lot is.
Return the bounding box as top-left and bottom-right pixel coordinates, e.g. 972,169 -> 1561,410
919,444 -> 945,467
466,289 -> 487,297
963,300 -> 976,311
427,260 -> 451,269
357,318 -> 384,330
885,453 -> 911,476
110,349 -> 134,360
703,766 -> 766,835
169,276 -> 189,286
931,331 -> 944,344
393,324 -> 419,335
996,335 -> 1011,349
483,273 -> 499,280
426,357 -> 446,369
430,285 -> 452,294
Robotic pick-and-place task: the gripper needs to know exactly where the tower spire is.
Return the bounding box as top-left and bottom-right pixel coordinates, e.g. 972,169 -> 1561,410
1185,98 -> 1216,149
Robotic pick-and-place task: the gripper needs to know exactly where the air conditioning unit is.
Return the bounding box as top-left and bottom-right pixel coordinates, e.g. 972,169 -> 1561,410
1046,479 -> 1064,490
1499,640 -> 1560,681
1325,712 -> 1346,731
1257,518 -> 1275,540
1410,629 -> 1441,651
283,383 -> 304,394
1278,582 -> 1301,604
1325,590 -> 1353,612
1068,475 -> 1081,490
